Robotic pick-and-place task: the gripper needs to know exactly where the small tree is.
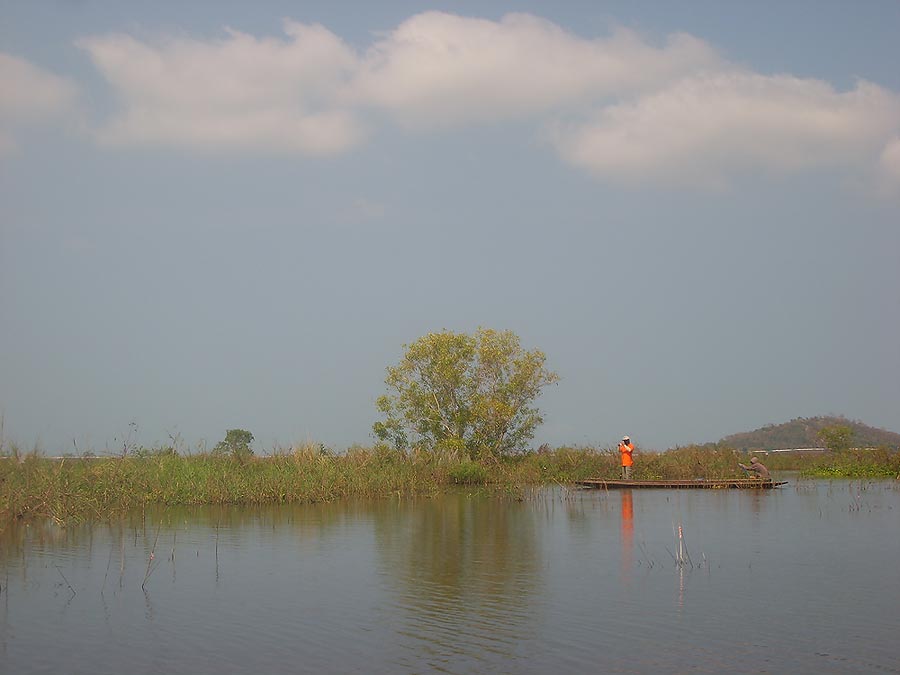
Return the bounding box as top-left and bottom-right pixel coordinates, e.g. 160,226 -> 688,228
373,328 -> 559,459
214,429 -> 254,458
818,424 -> 853,453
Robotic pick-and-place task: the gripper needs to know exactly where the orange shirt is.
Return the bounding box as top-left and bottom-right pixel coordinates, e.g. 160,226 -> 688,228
619,441 -> 634,467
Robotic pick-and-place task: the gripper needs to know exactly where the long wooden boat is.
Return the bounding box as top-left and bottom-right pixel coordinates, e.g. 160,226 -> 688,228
575,478 -> 787,490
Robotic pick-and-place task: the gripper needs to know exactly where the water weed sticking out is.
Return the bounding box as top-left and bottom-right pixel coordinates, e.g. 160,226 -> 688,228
141,520 -> 162,591
668,521 -> 693,569
55,566 -> 75,598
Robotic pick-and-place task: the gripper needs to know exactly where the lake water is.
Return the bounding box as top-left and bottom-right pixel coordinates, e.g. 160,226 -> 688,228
1,479 -> 898,674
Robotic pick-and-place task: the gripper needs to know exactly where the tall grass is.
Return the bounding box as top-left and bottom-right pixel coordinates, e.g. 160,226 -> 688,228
0,446 -> 442,527
2,443 -> 896,529
791,447 -> 900,478
635,445 -> 743,480
0,444 -> 606,527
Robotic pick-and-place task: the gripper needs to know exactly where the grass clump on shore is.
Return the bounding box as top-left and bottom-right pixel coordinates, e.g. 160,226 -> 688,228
791,447 -> 900,478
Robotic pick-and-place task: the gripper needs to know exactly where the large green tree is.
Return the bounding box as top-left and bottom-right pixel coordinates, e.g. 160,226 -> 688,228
373,328 -> 559,458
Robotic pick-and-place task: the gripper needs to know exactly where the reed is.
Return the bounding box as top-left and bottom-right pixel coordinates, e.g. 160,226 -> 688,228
634,444 -> 743,480
1,443 -> 896,529
0,448 -> 447,528
790,447 -> 900,478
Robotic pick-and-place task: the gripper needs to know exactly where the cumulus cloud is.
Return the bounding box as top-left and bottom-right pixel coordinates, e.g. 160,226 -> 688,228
78,20 -> 364,154
550,72 -> 900,187
352,11 -> 721,127
8,11 -> 899,191
879,137 -> 900,192
0,52 -> 79,154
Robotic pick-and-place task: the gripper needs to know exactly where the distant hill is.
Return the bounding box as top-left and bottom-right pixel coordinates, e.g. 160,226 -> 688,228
720,416 -> 900,451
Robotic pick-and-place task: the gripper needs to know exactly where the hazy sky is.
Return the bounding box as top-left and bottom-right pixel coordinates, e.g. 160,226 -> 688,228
2,1 -> 899,454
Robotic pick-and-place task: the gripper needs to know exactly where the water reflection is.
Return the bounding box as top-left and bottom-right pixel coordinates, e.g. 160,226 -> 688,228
620,491 -> 634,584
371,494 -> 541,670
1,482 -> 899,674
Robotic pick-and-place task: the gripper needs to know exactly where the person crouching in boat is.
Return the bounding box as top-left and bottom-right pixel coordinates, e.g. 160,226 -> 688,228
739,456 -> 770,480
618,436 -> 635,480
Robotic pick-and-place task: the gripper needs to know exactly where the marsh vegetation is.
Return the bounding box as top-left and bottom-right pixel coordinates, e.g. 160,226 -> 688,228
2,443 -> 896,529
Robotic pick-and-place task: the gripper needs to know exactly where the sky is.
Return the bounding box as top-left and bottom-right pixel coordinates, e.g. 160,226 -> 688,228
2,1 -> 899,454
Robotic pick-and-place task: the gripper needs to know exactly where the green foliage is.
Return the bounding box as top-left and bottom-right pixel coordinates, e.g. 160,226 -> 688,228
373,328 -> 559,459
448,461 -> 489,485
799,447 -> 900,478
499,446 -> 614,483
817,424 -> 853,453
133,445 -> 178,459
213,429 -> 254,458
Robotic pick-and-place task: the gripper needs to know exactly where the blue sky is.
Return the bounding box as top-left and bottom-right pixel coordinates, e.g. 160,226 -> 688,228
2,1 -> 899,454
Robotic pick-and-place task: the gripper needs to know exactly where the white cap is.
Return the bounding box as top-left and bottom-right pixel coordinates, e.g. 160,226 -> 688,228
622,435 -> 630,441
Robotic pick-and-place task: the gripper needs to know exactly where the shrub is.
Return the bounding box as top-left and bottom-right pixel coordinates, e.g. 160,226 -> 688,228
449,461 -> 489,485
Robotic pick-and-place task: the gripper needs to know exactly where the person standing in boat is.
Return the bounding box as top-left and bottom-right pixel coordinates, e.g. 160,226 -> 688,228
739,456 -> 770,479
618,436 -> 635,480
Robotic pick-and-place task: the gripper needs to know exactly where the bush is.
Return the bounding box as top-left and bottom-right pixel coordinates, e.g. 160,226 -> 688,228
448,461 -> 489,485
213,429 -> 254,459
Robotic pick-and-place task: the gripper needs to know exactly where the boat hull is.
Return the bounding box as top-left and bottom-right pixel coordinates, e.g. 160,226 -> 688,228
575,478 -> 787,489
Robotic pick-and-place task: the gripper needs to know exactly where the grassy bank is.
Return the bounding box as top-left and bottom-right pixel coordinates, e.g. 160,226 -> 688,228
768,447 -> 900,478
2,445 -> 897,529
0,445 -> 608,528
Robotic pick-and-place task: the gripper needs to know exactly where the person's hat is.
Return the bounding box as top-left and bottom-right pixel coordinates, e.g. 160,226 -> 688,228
622,436 -> 630,441
750,456 -> 758,462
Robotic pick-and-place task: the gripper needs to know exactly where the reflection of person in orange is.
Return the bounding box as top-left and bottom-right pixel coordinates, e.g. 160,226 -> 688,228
620,490 -> 634,581
621,491 -> 633,541
618,435 -> 635,480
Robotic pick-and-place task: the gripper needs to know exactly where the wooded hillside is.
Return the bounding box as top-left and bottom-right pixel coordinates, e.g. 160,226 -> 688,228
720,416 -> 900,450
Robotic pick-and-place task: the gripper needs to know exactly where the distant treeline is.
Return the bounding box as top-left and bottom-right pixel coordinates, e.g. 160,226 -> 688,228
720,415 -> 900,451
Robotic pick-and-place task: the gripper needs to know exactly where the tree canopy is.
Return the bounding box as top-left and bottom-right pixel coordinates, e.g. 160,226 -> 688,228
817,424 -> 853,453
373,328 -> 559,458
213,429 -> 254,458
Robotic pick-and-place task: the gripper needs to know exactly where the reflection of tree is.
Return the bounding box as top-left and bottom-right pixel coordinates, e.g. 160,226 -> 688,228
370,492 -> 542,665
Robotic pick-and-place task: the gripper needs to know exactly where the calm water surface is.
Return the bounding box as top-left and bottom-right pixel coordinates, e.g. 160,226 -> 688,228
2,479 -> 898,674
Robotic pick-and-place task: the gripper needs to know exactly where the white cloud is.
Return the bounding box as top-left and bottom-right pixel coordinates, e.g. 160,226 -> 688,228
879,137 -> 900,192
8,11 -> 899,192
0,52 -> 79,154
77,12 -> 723,145
78,20 -> 365,154
550,72 -> 900,187
352,11 -> 721,127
